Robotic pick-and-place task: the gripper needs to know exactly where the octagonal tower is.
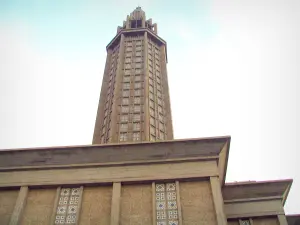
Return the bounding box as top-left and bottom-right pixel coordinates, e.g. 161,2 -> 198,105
93,7 -> 173,144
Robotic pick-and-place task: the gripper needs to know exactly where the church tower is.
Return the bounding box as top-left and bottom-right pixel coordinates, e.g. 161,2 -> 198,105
0,7 -> 295,225
93,7 -> 173,144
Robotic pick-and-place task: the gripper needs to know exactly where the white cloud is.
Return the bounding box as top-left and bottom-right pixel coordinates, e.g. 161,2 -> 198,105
166,0 -> 300,213
0,22 -> 105,148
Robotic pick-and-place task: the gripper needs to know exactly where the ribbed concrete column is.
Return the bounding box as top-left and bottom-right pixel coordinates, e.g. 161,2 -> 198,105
160,44 -> 173,139
111,34 -> 125,143
143,31 -> 150,141
92,48 -> 113,144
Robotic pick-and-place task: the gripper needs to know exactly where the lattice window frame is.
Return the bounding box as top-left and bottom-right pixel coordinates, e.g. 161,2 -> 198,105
155,182 -> 180,225
53,186 -> 83,225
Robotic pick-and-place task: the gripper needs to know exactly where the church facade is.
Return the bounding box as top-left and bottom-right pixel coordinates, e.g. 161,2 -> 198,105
0,7 -> 297,225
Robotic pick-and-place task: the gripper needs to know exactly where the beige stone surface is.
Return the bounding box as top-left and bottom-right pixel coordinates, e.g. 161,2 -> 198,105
0,161 -> 218,187
225,199 -> 284,218
120,184 -> 152,225
79,186 -> 112,225
9,186 -> 28,225
210,177 -> 227,225
0,137 -> 228,169
0,189 -> 19,224
253,217 -> 280,225
20,188 -> 56,225
180,181 -> 217,225
111,182 -> 121,225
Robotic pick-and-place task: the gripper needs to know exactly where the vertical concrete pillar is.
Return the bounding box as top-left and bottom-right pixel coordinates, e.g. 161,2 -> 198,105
160,44 -> 173,139
210,176 -> 227,225
75,186 -> 84,225
152,182 -> 156,225
278,214 -> 288,225
111,34 -> 125,143
50,187 -> 61,225
175,181 -> 183,225
142,14 -> 146,28
92,48 -> 113,144
143,31 -> 150,141
9,186 -> 28,225
111,182 -> 121,225
126,16 -> 130,29
153,24 -> 157,34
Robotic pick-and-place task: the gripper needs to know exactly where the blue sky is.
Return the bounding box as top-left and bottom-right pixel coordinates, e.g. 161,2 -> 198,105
0,0 -> 299,214
0,0 -> 217,58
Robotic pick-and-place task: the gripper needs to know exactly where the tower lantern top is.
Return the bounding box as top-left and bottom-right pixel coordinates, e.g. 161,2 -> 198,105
117,7 -> 158,34
130,6 -> 145,20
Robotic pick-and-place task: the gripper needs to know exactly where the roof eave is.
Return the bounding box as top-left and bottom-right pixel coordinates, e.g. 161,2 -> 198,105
223,179 -> 294,203
222,137 -> 231,186
282,179 -> 293,205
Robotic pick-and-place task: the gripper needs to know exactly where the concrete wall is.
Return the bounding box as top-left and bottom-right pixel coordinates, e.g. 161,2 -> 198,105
0,181 -> 219,224
20,188 -> 56,225
225,199 -> 285,218
120,184 -> 152,225
79,186 -> 112,225
0,189 -> 19,224
180,181 -> 217,225
0,182 -> 288,225
0,161 -> 218,187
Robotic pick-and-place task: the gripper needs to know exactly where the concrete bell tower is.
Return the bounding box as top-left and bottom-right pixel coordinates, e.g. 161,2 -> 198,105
93,7 -> 173,144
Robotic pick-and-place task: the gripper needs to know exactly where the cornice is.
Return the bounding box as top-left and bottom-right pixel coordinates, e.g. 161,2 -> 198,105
105,28 -> 168,63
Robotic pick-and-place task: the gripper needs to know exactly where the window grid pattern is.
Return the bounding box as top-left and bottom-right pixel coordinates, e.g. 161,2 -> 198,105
54,187 -> 82,224
119,133 -> 128,142
133,132 -> 140,141
118,37 -> 144,142
148,40 -> 166,141
155,183 -> 179,225
101,44 -> 119,143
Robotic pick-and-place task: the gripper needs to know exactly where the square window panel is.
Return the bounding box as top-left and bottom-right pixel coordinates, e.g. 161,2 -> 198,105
156,202 -> 166,210
166,183 -> 176,191
156,184 -> 165,192
167,201 -> 177,209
